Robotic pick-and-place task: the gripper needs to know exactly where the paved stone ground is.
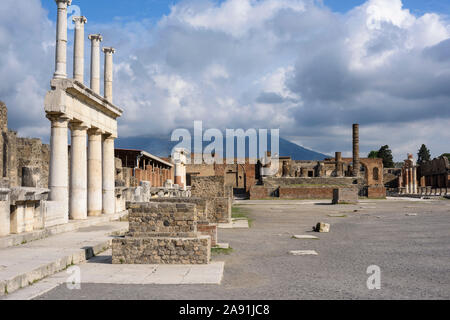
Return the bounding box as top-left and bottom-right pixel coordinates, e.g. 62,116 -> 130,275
35,198 -> 450,300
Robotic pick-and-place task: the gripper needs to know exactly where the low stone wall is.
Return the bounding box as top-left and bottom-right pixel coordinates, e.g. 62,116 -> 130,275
332,188 -> 358,204
249,185 -> 279,199
263,177 -> 362,188
279,187 -> 336,199
112,236 -> 210,264
367,186 -> 387,199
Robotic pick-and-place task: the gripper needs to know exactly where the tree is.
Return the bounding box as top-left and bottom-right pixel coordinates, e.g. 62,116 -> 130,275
441,153 -> 450,161
417,144 -> 431,164
377,145 -> 394,168
368,150 -> 379,158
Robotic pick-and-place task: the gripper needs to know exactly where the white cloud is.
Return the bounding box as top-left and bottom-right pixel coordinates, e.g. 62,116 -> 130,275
0,0 -> 449,160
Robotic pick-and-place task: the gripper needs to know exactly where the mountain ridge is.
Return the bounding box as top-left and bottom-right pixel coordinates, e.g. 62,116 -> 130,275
116,134 -> 329,161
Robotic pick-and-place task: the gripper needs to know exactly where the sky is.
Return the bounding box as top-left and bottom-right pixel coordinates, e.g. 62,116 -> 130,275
1,0 -> 450,161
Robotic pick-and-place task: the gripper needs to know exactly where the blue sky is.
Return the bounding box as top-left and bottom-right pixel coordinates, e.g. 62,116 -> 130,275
2,0 -> 449,160
41,0 -> 450,22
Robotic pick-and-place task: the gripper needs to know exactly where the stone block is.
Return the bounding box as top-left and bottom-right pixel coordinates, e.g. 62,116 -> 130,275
332,188 -> 358,204
112,235 -> 211,265
198,222 -> 218,247
367,186 -> 386,199
0,200 -> 10,237
314,222 -> 330,233
10,205 -> 25,234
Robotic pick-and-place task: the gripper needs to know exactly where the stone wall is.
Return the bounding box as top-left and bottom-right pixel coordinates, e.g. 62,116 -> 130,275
127,202 -> 198,236
263,177 -> 362,188
191,176 -> 225,198
332,188 -> 358,204
112,202 -> 211,264
112,236 -> 210,264
148,197 -> 208,221
366,186 -> 387,199
278,187 -> 337,199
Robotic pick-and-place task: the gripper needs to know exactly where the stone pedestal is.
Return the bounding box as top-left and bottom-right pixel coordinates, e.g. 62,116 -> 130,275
112,202 -> 211,264
0,189 -> 11,237
332,188 -> 358,204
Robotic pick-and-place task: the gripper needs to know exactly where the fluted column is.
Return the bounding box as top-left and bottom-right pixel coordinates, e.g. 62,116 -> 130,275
69,122 -> 88,220
102,47 -> 115,102
53,0 -> 72,79
412,167 -> 417,194
47,114 -> 69,202
73,16 -> 87,83
88,128 -> 103,216
102,135 -> 115,214
89,34 -> 103,94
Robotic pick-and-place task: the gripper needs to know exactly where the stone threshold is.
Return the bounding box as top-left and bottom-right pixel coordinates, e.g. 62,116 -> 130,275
0,210 -> 128,249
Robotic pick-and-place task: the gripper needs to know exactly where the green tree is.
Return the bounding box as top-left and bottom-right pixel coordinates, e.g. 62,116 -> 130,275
368,150 -> 379,158
417,144 -> 431,164
377,145 -> 394,168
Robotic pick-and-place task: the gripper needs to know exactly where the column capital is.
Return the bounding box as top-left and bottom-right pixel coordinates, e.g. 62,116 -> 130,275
55,0 -> 72,6
87,127 -> 103,136
89,34 -> 103,42
102,47 -> 116,55
73,16 -> 88,25
69,121 -> 89,131
46,114 -> 70,126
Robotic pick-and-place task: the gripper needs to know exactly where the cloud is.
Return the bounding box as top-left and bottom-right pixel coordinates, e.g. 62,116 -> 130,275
0,0 -> 449,161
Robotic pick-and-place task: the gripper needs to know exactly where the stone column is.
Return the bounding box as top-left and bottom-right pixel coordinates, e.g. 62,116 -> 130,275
73,16 -> 87,83
102,47 -> 115,102
88,128 -> 103,216
89,34 -> 103,94
412,167 -> 417,194
53,0 -> 72,79
352,124 -> 360,177
405,168 -> 410,194
47,114 -> 69,203
69,122 -> 88,220
102,135 -> 116,214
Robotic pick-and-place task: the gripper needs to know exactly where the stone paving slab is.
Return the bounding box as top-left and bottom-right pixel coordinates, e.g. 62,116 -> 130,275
0,210 -> 128,249
2,251 -> 224,300
0,221 -> 128,296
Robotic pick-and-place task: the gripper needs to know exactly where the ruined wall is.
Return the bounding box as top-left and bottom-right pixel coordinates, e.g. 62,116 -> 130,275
419,157 -> 449,188
16,138 -> 50,188
366,186 -> 387,199
0,102 -> 49,188
191,176 -> 225,198
279,187 -> 337,199
263,177 -> 362,188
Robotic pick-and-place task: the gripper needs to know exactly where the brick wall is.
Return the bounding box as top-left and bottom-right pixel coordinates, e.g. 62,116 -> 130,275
279,187 -> 336,199
367,186 -> 387,199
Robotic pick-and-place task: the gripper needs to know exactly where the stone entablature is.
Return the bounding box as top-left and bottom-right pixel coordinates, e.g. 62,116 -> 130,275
45,78 -> 122,138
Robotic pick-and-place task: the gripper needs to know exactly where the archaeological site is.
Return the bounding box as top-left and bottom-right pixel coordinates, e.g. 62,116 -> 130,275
0,0 -> 449,305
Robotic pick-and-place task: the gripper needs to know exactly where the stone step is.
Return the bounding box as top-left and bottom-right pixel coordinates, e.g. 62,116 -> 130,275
0,221 -> 128,297
0,210 -> 128,249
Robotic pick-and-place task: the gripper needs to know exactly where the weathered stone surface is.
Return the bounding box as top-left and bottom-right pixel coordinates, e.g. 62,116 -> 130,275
332,188 -> 358,204
112,236 -> 210,265
113,202 -> 211,264
198,222 -> 218,247
313,222 -> 330,233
